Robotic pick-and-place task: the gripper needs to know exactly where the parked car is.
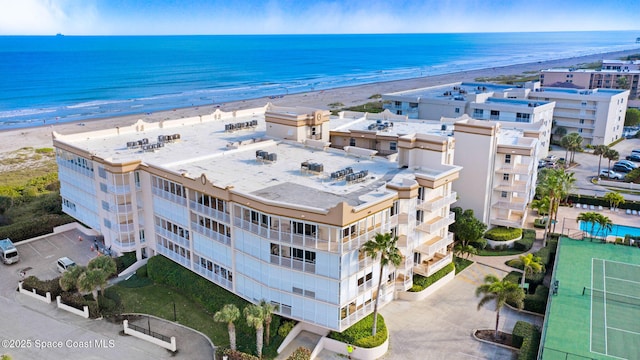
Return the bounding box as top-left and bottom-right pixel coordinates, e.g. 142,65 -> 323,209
631,149 -> 640,155
599,169 -> 624,180
616,160 -> 638,169
612,164 -> 632,173
626,153 -> 640,162
545,155 -> 558,163
537,159 -> 546,169
56,257 -> 76,273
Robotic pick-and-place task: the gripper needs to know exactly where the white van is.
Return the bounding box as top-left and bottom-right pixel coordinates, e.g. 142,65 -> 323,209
56,257 -> 76,273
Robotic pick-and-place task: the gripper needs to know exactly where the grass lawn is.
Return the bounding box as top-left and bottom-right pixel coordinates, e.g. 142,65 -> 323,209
107,282 -> 228,347
453,256 -> 473,274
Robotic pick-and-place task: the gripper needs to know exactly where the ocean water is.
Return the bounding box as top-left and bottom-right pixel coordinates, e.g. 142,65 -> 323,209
0,31 -> 638,129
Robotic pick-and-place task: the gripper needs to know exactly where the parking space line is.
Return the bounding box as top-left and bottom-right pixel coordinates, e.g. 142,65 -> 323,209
27,243 -> 42,257
46,239 -> 59,250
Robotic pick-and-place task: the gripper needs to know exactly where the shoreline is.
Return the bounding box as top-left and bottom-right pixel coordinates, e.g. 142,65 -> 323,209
2,47 -> 639,154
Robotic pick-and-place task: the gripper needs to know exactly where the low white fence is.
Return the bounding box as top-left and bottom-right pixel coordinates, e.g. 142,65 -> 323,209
56,296 -> 89,318
123,319 -> 176,352
396,270 -> 455,301
18,281 -> 51,303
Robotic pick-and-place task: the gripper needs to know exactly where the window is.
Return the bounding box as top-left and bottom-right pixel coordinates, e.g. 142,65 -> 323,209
394,101 -> 402,107
358,272 -> 373,286
101,201 -> 110,211
417,187 -> 425,200
311,127 -> 317,136
349,138 -> 356,146
416,209 -> 424,222
501,191 -> 508,198
578,128 -> 583,133
292,221 -> 316,236
579,119 -> 585,124
100,183 -> 108,193
455,107 -> 460,114
503,174 -> 509,181
396,110 -> 402,115
490,110 -> 500,120
473,109 -> 483,117
505,154 -> 512,164
103,219 -> 111,229
516,113 -> 530,123
134,171 -> 141,188
390,201 -> 398,216
390,142 -> 397,151
409,102 -> 418,108
98,167 -> 107,179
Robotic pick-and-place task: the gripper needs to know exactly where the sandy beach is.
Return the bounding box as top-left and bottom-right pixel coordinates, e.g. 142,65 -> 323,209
2,48 -> 639,155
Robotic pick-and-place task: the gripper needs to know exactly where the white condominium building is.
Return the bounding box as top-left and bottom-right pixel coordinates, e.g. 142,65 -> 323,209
53,104 -> 460,332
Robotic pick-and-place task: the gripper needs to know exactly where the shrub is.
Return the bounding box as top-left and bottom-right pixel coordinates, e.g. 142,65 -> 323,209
35,147 -> 54,153
286,347 -> 311,360
219,349 -> 260,360
523,286 -> 549,314
278,320 -> 296,338
136,264 -> 148,278
512,321 -> 541,360
328,314 -> 387,348
59,292 -> 99,318
533,218 -> 547,229
484,227 -> 522,241
535,247 -> 552,267
0,214 -> 74,242
21,275 -> 63,298
410,262 -> 455,292
115,252 -> 137,273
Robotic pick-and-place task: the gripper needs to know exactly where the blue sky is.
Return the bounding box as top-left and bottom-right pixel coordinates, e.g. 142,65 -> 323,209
1,0 -> 638,35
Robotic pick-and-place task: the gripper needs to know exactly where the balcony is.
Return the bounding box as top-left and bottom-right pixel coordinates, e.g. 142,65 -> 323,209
492,197 -> 527,212
189,200 -> 230,223
416,212 -> 455,233
108,184 -> 131,195
553,120 -> 595,129
117,222 -> 135,233
414,233 -> 454,258
417,192 -> 458,212
340,285 -> 394,329
553,111 -> 596,120
270,255 -> 316,274
496,163 -> 531,175
413,252 -> 453,277
493,180 -> 529,194
112,238 -> 137,252
116,203 -> 134,213
193,263 -> 233,290
156,226 -> 190,248
156,245 -> 190,268
394,272 -> 413,292
191,222 -> 231,246
491,213 -> 525,228
152,188 -> 187,206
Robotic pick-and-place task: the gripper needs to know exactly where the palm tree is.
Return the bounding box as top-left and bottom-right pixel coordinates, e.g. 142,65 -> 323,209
454,243 -> 478,259
360,232 -> 403,336
562,132 -> 583,165
213,304 -> 240,351
595,213 -> 613,239
617,76 -> 629,89
603,191 -> 625,210
512,254 -> 544,288
59,265 -> 86,292
87,255 -> 117,296
593,145 -> 609,177
476,275 -> 525,339
577,211 -> 599,239
553,126 -> 567,143
244,304 -> 265,358
604,149 -> 619,171
537,168 -> 573,244
77,268 -> 105,306
259,300 -> 279,346
531,196 -> 550,216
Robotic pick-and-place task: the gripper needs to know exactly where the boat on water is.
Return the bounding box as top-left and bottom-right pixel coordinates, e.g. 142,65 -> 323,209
636,37 -> 640,43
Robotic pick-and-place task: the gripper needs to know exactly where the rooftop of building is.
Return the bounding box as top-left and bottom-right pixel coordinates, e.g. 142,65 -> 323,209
54,105 -> 461,212
383,82 -> 519,100
531,86 -> 627,96
541,67 -> 640,73
331,111 -> 454,137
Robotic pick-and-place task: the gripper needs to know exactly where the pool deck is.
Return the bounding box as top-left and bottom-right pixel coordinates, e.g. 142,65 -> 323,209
554,205 -> 640,239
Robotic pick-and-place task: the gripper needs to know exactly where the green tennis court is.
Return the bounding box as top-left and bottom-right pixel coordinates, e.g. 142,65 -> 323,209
590,259 -> 640,359
540,238 -> 640,360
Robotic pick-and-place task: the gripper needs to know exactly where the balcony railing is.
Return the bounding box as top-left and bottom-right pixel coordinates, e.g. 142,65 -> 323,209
189,200 -> 230,223
492,198 -> 527,212
156,226 -> 190,248
493,180 -> 529,194
108,184 -> 131,195
413,252 -> 453,277
152,188 -> 187,206
193,264 -> 233,290
415,233 -> 454,257
340,285 -> 394,329
270,255 -> 316,274
417,192 -> 457,212
416,212 -> 455,233
112,238 -> 137,251
496,163 -> 531,175
191,222 -> 231,246
233,217 -> 337,252
156,245 -> 191,267
491,215 -> 525,228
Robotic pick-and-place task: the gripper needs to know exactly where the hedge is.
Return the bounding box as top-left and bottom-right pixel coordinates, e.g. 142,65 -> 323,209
533,218 -> 547,229
115,251 -> 137,273
328,313 -> 387,348
218,349 -> 260,360
523,285 -> 549,314
59,292 -> 99,318
0,214 -> 74,242
514,229 -> 536,251
568,194 -> 640,211
512,321 -> 541,360
410,262 -> 455,292
146,255 -> 281,356
484,227 -> 522,241
21,275 -> 64,299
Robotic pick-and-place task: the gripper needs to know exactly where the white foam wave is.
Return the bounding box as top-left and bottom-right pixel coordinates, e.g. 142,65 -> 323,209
0,108 -> 56,119
66,99 -> 133,109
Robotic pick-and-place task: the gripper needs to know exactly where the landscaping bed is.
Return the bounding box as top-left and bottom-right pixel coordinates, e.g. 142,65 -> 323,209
474,330 -> 515,348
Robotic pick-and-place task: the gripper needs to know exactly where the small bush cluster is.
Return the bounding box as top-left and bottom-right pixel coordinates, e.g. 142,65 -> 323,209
0,214 -> 74,242
512,321 -> 541,360
115,252 -> 137,273
410,262 -> 455,292
286,347 -> 311,360
484,227 -> 522,241
59,292 -> 99,317
278,321 -> 296,338
568,194 -> 640,211
533,218 -> 547,229
523,286 -> 549,314
513,229 -> 536,251
21,275 -> 63,298
136,264 -> 148,277
328,314 -> 387,348
219,349 -> 260,360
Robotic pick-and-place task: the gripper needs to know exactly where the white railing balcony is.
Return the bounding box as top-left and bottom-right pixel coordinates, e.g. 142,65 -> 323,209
493,181 -> 528,194
394,272 -> 413,291
417,192 -> 457,212
340,287 -> 394,329
112,238 -> 137,252
117,222 -> 135,233
491,214 -> 525,228
189,200 -> 230,223
416,212 -> 455,233
553,110 -> 596,120
191,222 -> 231,246
116,203 -> 134,213
492,198 -> 527,212
157,246 -> 190,268
415,233 -> 454,257
108,184 -> 131,195
413,252 -> 453,277
152,188 -> 187,206
496,163 -> 531,175
193,264 -> 233,290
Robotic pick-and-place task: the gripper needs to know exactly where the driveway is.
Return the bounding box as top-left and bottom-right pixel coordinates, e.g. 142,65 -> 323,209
379,263 -> 543,360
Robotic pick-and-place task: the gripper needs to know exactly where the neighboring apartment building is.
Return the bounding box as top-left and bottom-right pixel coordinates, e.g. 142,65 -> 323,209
53,104 -> 461,332
382,82 -> 554,158
383,81 -> 629,147
540,68 -> 639,100
329,111 -> 539,229
527,86 -> 629,145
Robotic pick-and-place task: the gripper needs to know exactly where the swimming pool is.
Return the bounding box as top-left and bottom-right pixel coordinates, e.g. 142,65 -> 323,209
579,222 -> 640,238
